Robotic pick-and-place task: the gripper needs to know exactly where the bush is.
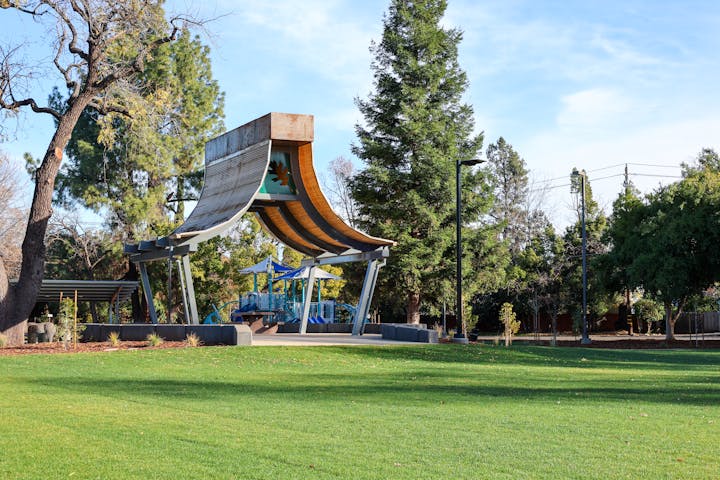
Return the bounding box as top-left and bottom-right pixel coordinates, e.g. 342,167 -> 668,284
107,331 -> 121,347
500,302 -> 520,347
0,333 -> 7,348
185,333 -> 202,347
146,333 -> 163,347
57,298 -> 84,348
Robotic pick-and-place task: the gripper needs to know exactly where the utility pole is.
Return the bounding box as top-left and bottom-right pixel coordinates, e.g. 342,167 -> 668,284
571,168 -> 591,345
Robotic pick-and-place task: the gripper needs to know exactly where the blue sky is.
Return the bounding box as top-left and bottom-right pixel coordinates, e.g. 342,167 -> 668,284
2,0 -> 719,229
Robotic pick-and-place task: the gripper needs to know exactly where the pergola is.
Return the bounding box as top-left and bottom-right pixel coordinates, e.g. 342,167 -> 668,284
13,279 -> 139,323
125,113 -> 394,334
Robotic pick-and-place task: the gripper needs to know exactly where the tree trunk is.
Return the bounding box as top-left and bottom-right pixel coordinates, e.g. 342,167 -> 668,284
626,288 -> 633,336
0,256 -> 25,344
406,291 -> 420,324
0,94 -> 92,344
665,302 -> 675,341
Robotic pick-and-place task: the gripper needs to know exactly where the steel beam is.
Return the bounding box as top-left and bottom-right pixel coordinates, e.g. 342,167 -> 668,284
301,247 -> 389,267
299,266 -> 317,335
181,255 -> 199,324
138,262 -> 158,324
128,244 -> 197,263
177,260 -> 191,324
352,259 -> 383,335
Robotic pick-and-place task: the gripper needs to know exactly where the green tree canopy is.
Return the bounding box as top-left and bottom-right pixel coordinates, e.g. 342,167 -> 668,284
600,149 -> 720,339
54,28 -> 225,240
350,0 -> 492,324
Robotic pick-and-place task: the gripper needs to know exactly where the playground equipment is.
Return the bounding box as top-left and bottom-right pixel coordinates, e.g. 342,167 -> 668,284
125,113 -> 394,335
202,300 -> 240,324
234,258 -> 344,325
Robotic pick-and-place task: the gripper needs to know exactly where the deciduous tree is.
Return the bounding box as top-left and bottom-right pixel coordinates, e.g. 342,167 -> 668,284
0,0 -> 196,344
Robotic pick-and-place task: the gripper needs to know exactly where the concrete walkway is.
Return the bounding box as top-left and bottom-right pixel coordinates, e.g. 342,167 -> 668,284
251,333 -> 419,346
250,332 -> 720,346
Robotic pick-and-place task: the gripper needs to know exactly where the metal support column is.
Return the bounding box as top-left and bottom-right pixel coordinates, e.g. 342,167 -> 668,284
299,266 -> 317,335
138,262 -> 159,324
352,259 -> 383,336
177,259 -> 191,324
181,255 -> 199,324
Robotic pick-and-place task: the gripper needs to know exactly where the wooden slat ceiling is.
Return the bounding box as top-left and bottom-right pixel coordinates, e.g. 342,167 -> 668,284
10,280 -> 139,303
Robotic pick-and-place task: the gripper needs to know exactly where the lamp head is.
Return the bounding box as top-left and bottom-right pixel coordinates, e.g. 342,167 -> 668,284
459,158 -> 485,167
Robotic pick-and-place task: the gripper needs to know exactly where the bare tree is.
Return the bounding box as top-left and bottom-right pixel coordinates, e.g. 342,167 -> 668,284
0,151 -> 27,279
322,156 -> 358,227
0,0 -> 195,344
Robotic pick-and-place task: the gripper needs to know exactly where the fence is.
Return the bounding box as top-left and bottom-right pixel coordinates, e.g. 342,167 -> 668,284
675,311 -> 720,334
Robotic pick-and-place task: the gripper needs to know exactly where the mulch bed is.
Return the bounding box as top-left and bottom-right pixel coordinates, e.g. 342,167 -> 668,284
0,341 -> 190,356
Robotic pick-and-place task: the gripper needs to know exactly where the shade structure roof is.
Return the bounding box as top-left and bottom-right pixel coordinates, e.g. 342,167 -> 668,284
238,256 -> 293,274
11,280 -> 139,303
127,113 -> 394,259
274,266 -> 341,281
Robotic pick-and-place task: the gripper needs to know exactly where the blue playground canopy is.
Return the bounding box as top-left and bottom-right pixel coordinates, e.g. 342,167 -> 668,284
274,266 -> 340,281
239,256 -> 294,274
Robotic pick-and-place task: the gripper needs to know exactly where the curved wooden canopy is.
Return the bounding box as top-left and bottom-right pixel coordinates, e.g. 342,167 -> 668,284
164,113 -> 393,257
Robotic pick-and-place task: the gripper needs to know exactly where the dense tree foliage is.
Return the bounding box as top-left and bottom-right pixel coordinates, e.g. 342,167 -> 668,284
54,28 -> 224,239
599,149 -> 720,339
351,0 -> 493,325
0,0 -> 193,344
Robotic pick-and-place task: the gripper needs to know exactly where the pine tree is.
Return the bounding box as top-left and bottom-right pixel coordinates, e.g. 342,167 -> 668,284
55,29 -> 224,239
486,137 -> 530,255
351,0 -> 489,323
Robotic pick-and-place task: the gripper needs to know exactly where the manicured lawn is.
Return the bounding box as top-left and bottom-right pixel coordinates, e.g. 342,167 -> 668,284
1,345 -> 718,479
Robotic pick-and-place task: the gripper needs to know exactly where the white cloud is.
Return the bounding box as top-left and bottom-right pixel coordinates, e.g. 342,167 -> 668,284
556,88 -> 634,130
205,0 -> 380,92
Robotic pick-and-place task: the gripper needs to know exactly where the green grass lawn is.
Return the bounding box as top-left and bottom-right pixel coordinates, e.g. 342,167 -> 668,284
1,345 -> 719,479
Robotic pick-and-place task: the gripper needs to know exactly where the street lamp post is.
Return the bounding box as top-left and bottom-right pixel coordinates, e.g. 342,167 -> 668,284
571,168 -> 591,345
453,158 -> 484,344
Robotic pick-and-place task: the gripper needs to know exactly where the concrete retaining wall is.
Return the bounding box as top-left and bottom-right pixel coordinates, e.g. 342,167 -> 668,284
79,324 -> 252,346
380,323 -> 438,344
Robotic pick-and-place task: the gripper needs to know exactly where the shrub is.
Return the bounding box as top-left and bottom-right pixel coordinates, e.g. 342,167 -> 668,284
500,302 -> 520,347
57,298 -> 84,348
146,333 -> 163,347
185,333 -> 202,347
107,331 -> 121,347
0,333 -> 7,348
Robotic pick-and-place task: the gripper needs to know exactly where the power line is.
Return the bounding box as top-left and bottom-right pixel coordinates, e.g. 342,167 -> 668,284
530,162 -> 682,187
630,173 -> 683,179
627,162 -> 682,169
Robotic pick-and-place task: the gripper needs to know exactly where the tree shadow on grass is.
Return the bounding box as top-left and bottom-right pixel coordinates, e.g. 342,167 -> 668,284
23,366 -> 720,407
328,345 -> 720,371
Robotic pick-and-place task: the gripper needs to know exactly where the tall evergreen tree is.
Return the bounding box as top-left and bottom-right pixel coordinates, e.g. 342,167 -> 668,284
486,137 -> 531,255
351,0 -> 490,324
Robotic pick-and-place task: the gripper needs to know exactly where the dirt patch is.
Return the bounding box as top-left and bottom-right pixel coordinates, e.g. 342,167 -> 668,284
0,341 -> 191,356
